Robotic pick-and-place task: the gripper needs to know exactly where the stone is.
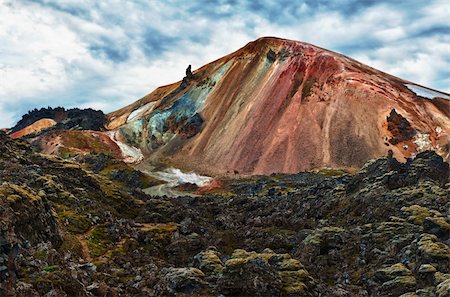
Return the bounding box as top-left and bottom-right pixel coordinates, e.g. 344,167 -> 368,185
418,264 -> 436,274
193,247 -> 224,276
423,217 -> 450,238
436,279 -> 450,297
418,234 -> 450,260
435,273 -> 450,285
381,275 -> 416,296
375,263 -> 412,282
401,205 -> 434,225
217,249 -> 313,296
160,267 -> 206,294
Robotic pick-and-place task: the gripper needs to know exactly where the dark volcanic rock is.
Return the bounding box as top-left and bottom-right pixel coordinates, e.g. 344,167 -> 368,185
0,131 -> 449,296
11,107 -> 106,134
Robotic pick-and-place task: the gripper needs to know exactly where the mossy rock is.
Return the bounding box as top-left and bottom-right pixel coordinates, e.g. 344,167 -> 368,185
401,205 -> 440,225
375,263 -> 412,282
279,270 -> 312,295
302,226 -> 346,250
381,275 -> 416,296
436,279 -> 450,297
0,183 -> 41,202
193,247 -> 224,275
87,226 -> 113,257
423,217 -> 450,238
220,248 -> 314,296
418,234 -> 450,260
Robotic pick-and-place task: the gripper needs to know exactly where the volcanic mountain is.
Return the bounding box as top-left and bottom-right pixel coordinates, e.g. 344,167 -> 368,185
21,37 -> 450,175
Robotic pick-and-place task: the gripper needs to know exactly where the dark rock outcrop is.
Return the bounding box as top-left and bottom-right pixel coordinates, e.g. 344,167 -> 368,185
10,107 -> 106,135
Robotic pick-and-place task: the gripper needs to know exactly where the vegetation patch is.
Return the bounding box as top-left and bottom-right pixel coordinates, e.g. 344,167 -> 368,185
87,226 -> 114,257
57,209 -> 91,233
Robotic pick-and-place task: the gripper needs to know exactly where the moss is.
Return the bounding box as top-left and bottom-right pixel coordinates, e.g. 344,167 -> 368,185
382,275 -> 416,288
34,249 -> 48,261
437,279 -> 450,297
59,233 -> 83,258
279,270 -> 311,295
140,223 -> 178,240
57,209 -> 91,233
418,234 -> 450,259
87,226 -> 113,257
6,194 -> 21,203
223,249 -> 314,295
303,226 -> 346,245
43,265 -> 59,272
277,258 -> 304,271
0,183 -> 41,202
401,205 -> 435,225
317,168 -> 347,177
376,263 -> 412,280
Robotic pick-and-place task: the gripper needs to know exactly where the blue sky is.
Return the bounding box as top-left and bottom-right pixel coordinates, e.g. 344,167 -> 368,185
0,0 -> 449,127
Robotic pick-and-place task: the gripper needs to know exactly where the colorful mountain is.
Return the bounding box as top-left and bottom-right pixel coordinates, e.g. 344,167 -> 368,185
107,37 -> 450,174
10,37 -> 450,175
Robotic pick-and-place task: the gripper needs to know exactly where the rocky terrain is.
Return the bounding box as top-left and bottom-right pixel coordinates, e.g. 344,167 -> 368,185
1,131 -> 449,296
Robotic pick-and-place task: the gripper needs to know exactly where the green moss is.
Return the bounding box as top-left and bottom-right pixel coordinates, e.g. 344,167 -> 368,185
317,168 -> 347,177
401,205 -> 434,225
57,209 -> 91,233
43,265 -> 59,273
59,233 -> 83,258
34,249 -> 48,261
87,226 -> 113,257
0,183 -> 41,202
418,234 -> 450,259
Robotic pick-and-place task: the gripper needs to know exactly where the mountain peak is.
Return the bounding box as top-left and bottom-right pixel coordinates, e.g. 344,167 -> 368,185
99,38 -> 449,175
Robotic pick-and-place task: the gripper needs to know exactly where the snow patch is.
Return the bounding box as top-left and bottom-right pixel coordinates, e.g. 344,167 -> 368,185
414,133 -> 432,152
149,168 -> 212,187
127,102 -> 156,123
106,131 -> 144,163
405,84 -> 450,100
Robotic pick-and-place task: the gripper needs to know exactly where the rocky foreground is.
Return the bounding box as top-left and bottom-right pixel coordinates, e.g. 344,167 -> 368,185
0,131 -> 449,296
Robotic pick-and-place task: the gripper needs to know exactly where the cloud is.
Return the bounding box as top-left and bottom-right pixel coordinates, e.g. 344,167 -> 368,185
0,0 -> 448,127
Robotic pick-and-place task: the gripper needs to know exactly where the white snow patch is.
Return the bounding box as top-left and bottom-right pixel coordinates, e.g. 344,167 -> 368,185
405,84 -> 450,100
414,132 -> 432,152
106,131 -> 144,163
436,126 -> 443,134
149,168 -> 212,187
127,102 -> 156,123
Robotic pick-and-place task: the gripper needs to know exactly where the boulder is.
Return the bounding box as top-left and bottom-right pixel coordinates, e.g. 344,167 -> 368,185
159,267 -> 206,294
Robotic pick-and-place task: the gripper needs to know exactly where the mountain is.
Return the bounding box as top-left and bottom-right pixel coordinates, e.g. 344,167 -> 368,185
104,37 -> 449,175
12,37 -> 449,176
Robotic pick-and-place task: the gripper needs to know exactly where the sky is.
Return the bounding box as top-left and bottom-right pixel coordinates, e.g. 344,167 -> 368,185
0,0 -> 449,127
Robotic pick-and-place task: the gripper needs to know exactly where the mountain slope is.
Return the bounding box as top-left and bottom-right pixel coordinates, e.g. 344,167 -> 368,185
107,37 -> 450,175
